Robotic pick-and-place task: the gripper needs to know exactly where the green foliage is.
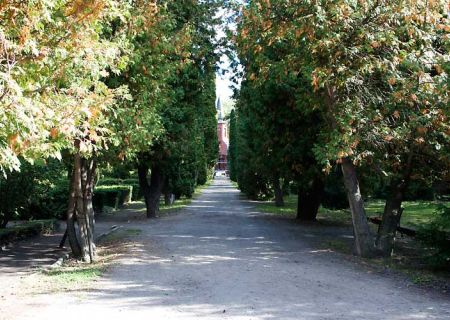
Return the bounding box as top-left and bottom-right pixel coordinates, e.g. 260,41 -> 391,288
0,219 -> 59,245
26,160 -> 69,220
0,159 -> 68,227
0,0 -> 132,173
44,266 -> 103,283
256,194 -> 297,217
417,205 -> 450,269
322,170 -> 348,210
93,185 -> 133,212
257,194 -> 447,232
97,178 -> 141,200
0,162 -> 36,227
228,109 -> 238,182
134,0 -> 221,198
232,0 -> 449,256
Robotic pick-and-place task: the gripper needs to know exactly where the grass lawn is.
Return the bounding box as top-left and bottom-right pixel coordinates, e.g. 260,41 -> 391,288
364,200 -> 446,229
256,194 -> 448,229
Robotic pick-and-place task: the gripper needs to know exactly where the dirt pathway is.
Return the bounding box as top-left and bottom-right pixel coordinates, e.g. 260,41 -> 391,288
3,178 -> 450,319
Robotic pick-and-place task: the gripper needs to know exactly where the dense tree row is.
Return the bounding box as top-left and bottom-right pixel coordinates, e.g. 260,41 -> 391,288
229,0 -> 449,257
0,0 -> 221,262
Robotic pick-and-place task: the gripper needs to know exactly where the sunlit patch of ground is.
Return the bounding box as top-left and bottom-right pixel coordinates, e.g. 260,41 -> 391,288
18,228 -> 142,296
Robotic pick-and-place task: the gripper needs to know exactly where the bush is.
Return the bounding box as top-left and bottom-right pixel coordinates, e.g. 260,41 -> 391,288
97,178 -> 141,200
322,170 -> 348,210
96,178 -> 122,186
0,160 -> 69,227
370,178 -> 435,201
93,185 -> 133,213
237,170 -> 272,200
29,182 -> 69,221
0,162 -> 35,227
172,178 -> 195,199
0,219 -> 59,245
417,204 -> 450,269
122,179 -> 141,200
197,164 -> 212,186
28,162 -> 69,220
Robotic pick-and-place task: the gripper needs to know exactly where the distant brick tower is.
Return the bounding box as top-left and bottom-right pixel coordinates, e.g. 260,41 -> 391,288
216,97 -> 229,170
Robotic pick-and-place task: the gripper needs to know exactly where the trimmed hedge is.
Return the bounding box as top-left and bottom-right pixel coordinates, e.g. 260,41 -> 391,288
93,185 -> 133,213
0,219 -> 60,246
96,178 -> 141,200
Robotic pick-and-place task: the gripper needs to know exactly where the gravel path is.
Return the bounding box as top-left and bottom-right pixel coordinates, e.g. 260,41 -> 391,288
4,178 -> 450,320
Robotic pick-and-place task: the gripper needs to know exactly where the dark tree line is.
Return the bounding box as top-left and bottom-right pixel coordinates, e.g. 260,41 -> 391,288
229,0 -> 449,258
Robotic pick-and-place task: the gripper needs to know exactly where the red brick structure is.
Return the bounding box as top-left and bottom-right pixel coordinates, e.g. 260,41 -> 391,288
216,97 -> 228,170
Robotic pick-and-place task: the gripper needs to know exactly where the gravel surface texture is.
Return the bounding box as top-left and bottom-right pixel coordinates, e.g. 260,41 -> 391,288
1,177 -> 449,320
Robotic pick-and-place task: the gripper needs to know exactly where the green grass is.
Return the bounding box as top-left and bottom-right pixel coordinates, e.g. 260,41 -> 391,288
158,180 -> 213,215
364,200 -> 446,229
256,195 -> 297,218
320,239 -> 353,254
100,227 -> 142,243
255,194 -> 447,229
159,198 -> 192,214
44,266 -> 103,283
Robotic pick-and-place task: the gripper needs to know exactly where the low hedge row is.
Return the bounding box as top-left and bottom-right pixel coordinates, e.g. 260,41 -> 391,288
0,219 -> 60,246
93,185 -> 134,213
96,178 -> 141,200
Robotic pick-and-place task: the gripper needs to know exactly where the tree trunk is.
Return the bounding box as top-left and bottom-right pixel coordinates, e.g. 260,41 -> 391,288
80,158 -> 96,262
162,177 -> 174,205
376,150 -> 413,256
0,218 -> 9,228
138,163 -> 165,218
66,153 -> 82,259
341,157 -> 376,257
375,190 -> 404,256
66,151 -> 97,263
138,162 -> 150,203
296,177 -> 324,221
165,193 -> 175,205
273,177 -> 284,207
59,229 -> 68,248
282,179 -> 290,197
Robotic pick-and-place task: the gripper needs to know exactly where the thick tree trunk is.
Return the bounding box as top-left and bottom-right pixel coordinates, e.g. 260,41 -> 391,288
273,177 -> 284,207
66,152 -> 97,262
80,158 -> 96,262
376,150 -> 413,256
59,229 -> 68,248
138,163 -> 165,218
296,177 -> 324,221
375,190 -> 404,256
341,157 -> 376,257
66,153 -> 82,259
